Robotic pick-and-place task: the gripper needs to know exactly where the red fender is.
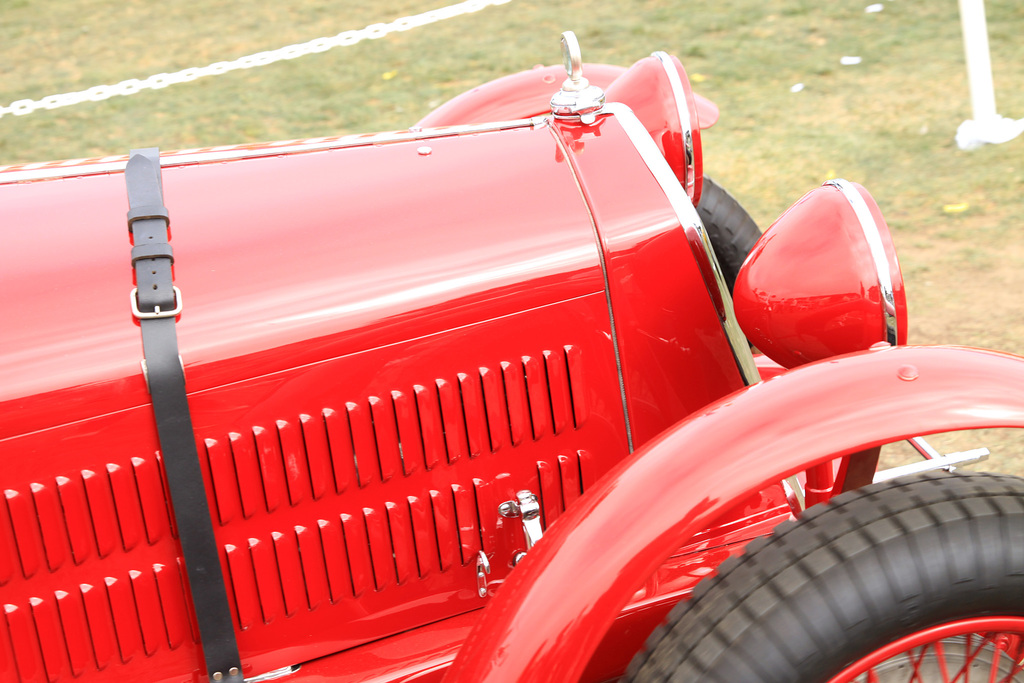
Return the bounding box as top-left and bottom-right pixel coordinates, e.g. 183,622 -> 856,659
415,63 -> 720,129
443,345 -> 1024,682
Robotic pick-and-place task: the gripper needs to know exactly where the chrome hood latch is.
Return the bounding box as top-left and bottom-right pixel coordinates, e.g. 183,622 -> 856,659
499,489 -> 544,565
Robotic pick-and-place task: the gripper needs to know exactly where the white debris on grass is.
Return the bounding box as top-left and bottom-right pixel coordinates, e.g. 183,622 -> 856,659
790,83 -> 805,93
865,3 -> 884,12
840,56 -> 863,65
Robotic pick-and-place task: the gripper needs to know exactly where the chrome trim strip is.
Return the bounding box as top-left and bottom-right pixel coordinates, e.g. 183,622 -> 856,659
547,120 -> 635,451
244,665 -> 300,682
0,118 -> 543,184
604,102 -> 760,386
825,179 -> 899,345
651,51 -> 696,198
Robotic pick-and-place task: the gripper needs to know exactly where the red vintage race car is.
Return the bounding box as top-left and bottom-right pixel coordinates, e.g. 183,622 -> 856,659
3,31 -> 1024,683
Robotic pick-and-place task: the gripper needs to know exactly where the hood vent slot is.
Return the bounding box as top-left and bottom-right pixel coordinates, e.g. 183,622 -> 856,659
0,454 -> 170,585
222,479 -> 484,622
202,346 -> 587,526
201,345 -> 589,633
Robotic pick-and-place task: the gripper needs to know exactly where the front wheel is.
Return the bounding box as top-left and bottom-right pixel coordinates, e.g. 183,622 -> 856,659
627,472 -> 1024,682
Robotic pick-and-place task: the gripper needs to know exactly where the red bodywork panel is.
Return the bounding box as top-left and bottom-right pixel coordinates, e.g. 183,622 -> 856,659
0,112 -> 766,683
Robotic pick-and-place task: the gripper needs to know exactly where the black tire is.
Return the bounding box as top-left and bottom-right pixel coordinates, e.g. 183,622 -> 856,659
627,471 -> 1024,682
695,176 -> 761,293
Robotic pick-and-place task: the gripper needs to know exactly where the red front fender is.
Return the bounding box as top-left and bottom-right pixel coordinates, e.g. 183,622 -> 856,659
416,63 -> 720,129
443,345 -> 1024,682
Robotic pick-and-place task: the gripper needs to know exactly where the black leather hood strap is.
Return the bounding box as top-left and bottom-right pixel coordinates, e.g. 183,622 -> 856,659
125,148 -> 244,683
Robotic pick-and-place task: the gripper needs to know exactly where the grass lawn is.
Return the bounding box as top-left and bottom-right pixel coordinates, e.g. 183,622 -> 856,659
3,0 -> 1023,471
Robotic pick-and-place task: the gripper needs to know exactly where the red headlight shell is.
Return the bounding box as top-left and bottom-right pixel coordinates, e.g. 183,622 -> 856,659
733,180 -> 907,368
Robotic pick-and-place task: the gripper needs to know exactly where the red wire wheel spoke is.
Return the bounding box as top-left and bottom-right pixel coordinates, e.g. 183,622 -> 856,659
827,617 -> 1024,683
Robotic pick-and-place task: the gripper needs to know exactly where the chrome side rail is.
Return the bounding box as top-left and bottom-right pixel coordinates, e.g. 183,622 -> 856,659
0,117 -> 544,184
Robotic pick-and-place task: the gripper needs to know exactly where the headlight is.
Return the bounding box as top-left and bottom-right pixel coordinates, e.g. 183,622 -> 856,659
605,52 -> 703,203
732,179 -> 907,368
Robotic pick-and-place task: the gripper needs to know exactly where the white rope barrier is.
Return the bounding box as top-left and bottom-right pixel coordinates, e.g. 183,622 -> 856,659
0,0 -> 512,119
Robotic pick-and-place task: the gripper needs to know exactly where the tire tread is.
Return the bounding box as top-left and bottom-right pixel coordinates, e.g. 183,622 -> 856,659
695,176 -> 761,291
627,472 -> 1024,682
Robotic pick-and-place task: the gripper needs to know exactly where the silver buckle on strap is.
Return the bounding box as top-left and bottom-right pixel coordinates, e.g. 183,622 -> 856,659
130,285 -> 183,319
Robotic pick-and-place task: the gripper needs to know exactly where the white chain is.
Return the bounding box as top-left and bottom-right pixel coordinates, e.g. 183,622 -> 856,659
0,0 -> 512,119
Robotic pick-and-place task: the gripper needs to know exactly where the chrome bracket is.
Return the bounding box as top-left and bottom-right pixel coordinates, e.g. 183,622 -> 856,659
783,475 -> 806,513
499,490 -> 543,565
244,665 -> 301,682
475,550 -> 491,598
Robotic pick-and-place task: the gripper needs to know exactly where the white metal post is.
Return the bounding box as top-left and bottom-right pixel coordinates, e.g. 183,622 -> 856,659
955,0 -> 1024,149
959,0 -> 998,122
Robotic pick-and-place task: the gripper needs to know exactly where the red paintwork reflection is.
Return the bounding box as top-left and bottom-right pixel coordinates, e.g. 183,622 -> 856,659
734,182 -> 908,368
0,126 -> 605,437
753,352 -> 787,379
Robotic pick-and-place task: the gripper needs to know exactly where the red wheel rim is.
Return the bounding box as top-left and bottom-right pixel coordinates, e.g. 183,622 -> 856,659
827,617 -> 1024,682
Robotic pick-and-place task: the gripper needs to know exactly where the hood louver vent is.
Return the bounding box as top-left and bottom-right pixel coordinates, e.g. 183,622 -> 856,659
205,346 -> 589,626
202,346 -> 587,526
0,345 -> 606,681
1,455 -> 170,585
1,560 -> 195,681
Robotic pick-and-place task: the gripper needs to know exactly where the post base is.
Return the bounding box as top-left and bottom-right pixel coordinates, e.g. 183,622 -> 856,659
956,115 -> 1024,150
